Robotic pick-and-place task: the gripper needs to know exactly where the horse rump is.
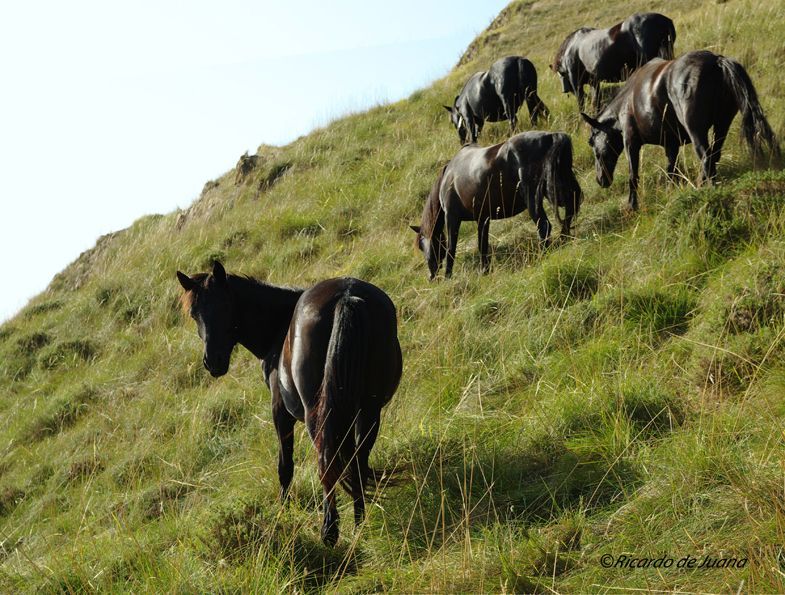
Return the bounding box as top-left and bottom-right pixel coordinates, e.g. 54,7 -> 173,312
516,58 -> 549,123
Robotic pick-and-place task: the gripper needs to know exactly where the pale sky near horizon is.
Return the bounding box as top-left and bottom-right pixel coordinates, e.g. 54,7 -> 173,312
0,1 -> 508,322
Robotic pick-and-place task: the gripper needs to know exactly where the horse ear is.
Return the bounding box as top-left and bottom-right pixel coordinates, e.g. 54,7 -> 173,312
442,105 -> 453,113
580,112 -> 602,129
176,271 -> 196,291
409,225 -> 421,234
212,261 -> 227,285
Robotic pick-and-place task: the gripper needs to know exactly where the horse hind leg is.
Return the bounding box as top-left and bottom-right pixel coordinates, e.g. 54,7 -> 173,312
708,116 -> 733,181
665,140 -> 681,184
526,91 -> 548,125
307,411 -> 341,546
503,96 -> 517,133
524,178 -> 552,246
687,128 -> 712,185
352,408 -> 381,525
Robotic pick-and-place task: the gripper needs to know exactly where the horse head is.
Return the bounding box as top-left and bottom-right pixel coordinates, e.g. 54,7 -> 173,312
581,112 -> 623,188
177,261 -> 237,377
443,98 -> 470,144
410,224 -> 446,281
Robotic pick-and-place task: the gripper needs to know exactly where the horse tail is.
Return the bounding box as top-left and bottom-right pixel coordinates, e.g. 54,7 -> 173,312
718,56 -> 780,160
316,293 -> 368,496
541,134 -> 583,230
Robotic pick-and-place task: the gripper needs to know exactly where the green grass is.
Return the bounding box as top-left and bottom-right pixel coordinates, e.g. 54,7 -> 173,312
1,0 -> 785,591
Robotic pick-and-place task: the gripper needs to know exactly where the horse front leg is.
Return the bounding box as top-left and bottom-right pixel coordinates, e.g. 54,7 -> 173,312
665,140 -> 680,184
473,118 -> 483,144
444,211 -> 461,279
591,80 -> 602,114
272,388 -> 296,502
576,85 -> 586,112
626,140 -> 642,210
477,217 -> 491,274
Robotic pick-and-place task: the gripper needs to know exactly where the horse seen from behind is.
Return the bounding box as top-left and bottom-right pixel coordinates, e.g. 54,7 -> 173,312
411,131 -> 582,280
176,262 -> 403,546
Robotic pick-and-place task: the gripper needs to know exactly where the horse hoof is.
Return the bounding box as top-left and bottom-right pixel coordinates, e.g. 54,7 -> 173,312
321,522 -> 339,547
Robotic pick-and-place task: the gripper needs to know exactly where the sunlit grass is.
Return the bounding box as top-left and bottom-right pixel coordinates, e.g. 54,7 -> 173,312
0,0 -> 784,591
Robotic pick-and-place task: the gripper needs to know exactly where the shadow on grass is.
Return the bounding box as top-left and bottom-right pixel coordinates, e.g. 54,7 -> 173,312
207,499 -> 360,590
377,427 -> 640,561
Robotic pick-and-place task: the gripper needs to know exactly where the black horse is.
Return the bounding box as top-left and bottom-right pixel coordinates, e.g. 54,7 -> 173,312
177,262 -> 403,546
581,50 -> 780,210
621,12 -> 676,65
444,56 -> 549,144
410,131 -> 581,279
553,12 -> 676,112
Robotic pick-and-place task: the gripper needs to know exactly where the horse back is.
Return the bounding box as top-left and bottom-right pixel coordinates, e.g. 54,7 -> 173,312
443,143 -> 502,218
613,58 -> 686,145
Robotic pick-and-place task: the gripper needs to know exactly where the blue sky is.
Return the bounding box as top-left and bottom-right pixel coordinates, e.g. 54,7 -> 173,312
0,1 -> 508,321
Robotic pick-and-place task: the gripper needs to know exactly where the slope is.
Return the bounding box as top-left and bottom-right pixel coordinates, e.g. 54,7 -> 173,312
1,0 -> 784,591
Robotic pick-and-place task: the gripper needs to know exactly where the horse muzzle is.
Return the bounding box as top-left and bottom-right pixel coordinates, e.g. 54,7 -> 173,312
203,354 -> 229,378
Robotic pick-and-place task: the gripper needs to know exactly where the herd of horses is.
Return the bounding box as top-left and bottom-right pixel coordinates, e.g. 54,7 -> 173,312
177,11 -> 780,545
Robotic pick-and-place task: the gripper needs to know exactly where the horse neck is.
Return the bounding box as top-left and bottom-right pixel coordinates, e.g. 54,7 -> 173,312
228,275 -> 303,361
599,89 -> 627,128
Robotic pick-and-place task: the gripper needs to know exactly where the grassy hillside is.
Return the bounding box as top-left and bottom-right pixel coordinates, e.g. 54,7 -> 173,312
2,0 -> 785,591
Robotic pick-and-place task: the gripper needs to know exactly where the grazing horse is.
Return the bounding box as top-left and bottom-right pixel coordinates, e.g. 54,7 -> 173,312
410,131 -> 582,279
176,262 -> 403,546
553,12 -> 676,112
445,56 -> 549,144
581,50 -> 780,211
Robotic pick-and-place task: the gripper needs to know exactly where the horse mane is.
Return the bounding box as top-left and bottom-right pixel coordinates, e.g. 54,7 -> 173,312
179,273 -> 208,315
418,164 -> 448,242
179,272 -> 303,317
553,27 -> 592,70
